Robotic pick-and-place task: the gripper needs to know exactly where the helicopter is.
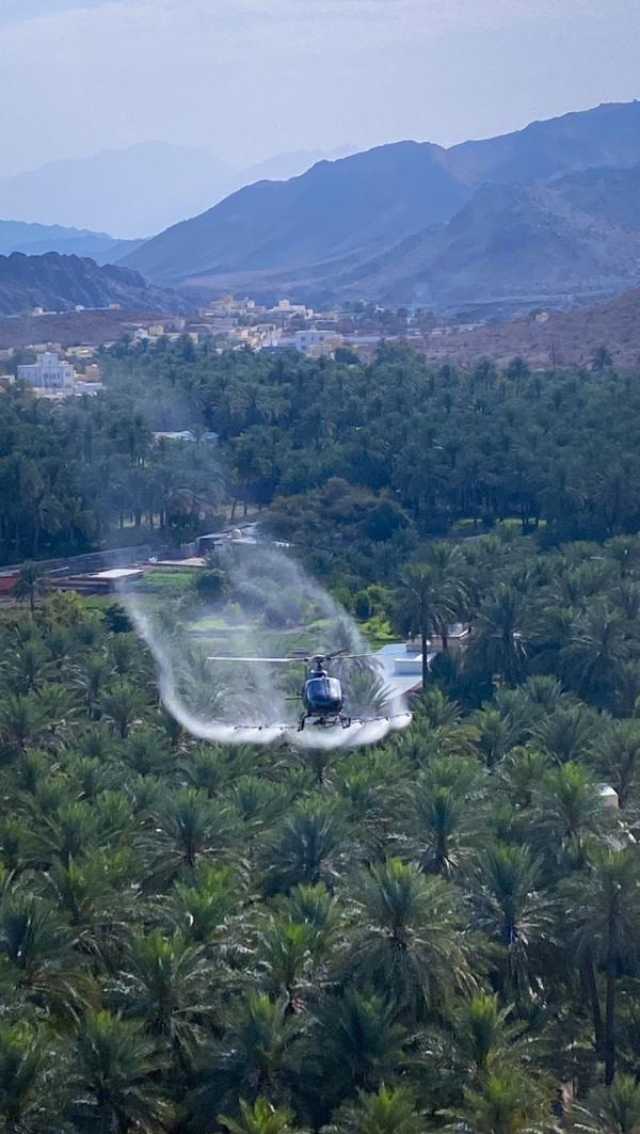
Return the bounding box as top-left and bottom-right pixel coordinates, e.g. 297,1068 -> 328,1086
206,648 -> 375,731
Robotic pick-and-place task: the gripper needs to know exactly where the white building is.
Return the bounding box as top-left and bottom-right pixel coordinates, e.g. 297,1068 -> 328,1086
275,299 -> 310,316
17,352 -> 76,393
293,329 -> 341,357
152,430 -> 196,444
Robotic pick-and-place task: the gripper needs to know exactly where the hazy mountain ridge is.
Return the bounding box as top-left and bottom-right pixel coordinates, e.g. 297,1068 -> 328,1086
0,144 -> 354,239
0,252 -> 189,316
0,219 -> 140,264
125,141 -> 469,284
146,161 -> 640,310
443,99 -> 640,184
124,100 -> 640,309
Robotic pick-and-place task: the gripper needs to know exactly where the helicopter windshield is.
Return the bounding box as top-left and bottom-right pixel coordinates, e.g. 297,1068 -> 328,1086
306,676 -> 342,707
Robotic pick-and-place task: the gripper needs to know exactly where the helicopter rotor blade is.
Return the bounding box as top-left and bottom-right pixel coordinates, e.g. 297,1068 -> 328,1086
207,656 -> 301,664
207,651 -> 377,665
326,651 -> 377,661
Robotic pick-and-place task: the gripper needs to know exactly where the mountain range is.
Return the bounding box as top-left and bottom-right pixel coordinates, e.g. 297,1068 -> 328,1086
0,252 -> 188,317
0,220 -> 140,265
0,143 -> 354,239
123,100 -> 640,311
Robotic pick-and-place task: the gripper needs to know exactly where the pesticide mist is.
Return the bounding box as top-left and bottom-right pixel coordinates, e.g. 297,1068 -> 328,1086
123,544 -> 411,749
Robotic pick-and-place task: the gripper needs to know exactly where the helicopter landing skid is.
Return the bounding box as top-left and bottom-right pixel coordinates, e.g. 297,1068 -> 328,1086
298,713 -> 352,732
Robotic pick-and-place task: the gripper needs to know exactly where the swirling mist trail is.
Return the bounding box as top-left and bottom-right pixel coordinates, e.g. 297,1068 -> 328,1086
123,544 -> 412,749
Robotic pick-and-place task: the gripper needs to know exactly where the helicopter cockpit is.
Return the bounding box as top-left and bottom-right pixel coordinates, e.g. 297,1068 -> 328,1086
304,673 -> 343,713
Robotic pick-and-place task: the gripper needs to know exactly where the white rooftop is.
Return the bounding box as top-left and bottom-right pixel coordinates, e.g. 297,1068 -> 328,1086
91,568 -> 143,581
374,642 -> 434,698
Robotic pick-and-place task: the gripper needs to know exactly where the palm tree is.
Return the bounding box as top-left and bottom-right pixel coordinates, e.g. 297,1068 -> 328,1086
109,634 -> 139,678
0,1021 -> 53,1134
0,693 -> 49,753
561,849 -> 640,1085
143,788 -> 234,888
329,1085 -> 424,1134
0,891 -> 91,1022
187,994 -> 303,1128
313,990 -> 409,1099
337,761 -> 398,862
443,1069 -> 554,1134
473,843 -> 553,1003
35,683 -> 77,742
343,668 -> 396,723
611,580 -> 640,623
499,748 -> 551,812
28,799 -> 100,868
393,563 -> 460,688
66,753 -> 113,801
44,851 -> 135,959
70,1010 -> 171,1133
264,800 -> 343,896
124,728 -> 172,778
3,639 -> 50,695
179,745 -> 228,796
171,863 -> 239,945
596,720 -> 640,810
445,992 -> 529,1082
219,1098 -> 299,1134
13,562 -> 44,614
605,536 -> 640,578
256,917 -> 317,1005
520,675 -> 568,714
561,602 -> 628,709
419,687 -> 465,730
76,653 -> 112,718
412,775 -> 480,877
423,542 -> 470,651
415,752 -> 485,798
276,882 -> 341,961
616,659 -> 640,718
419,992 -> 532,1107
474,707 -> 518,768
398,713 -> 478,768
101,680 -> 144,740
532,705 -> 596,765
114,930 -> 212,1059
533,763 -> 607,872
572,1074 -> 640,1133
347,858 -> 474,1022
467,584 -> 527,688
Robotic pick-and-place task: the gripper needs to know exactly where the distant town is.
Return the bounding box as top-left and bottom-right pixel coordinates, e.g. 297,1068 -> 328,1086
0,295 -> 497,397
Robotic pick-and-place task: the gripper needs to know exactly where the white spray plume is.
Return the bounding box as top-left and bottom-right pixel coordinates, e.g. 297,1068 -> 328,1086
123,543 -> 411,749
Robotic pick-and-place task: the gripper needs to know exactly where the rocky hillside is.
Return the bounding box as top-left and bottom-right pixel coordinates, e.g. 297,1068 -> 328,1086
124,141 -> 469,284
347,163 -> 640,309
0,252 -> 188,316
146,162 -> 640,313
443,99 -> 640,184
124,100 -> 640,309
415,287 -> 640,369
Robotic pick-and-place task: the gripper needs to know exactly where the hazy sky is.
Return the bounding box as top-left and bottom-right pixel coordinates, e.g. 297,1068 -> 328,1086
1,0 -> 639,175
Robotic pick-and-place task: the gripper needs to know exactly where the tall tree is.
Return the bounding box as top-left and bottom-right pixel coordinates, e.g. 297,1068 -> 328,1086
393,563 -> 460,688
561,849 -> 640,1085
12,562 -> 44,615
347,858 -> 473,1022
468,584 -> 527,689
70,1010 -> 171,1133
